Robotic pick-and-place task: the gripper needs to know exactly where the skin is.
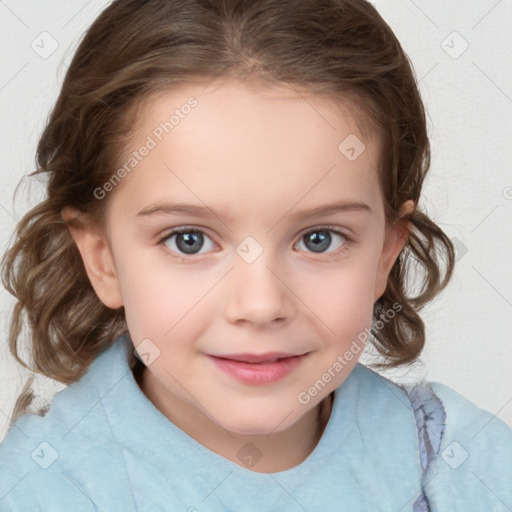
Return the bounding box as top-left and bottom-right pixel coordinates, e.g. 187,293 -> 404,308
63,79 -> 413,473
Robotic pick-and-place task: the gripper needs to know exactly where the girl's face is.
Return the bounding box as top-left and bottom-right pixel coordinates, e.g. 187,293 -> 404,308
78,79 -> 409,436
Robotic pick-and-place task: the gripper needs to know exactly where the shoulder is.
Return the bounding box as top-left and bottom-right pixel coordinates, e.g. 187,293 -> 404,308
346,363 -> 421,447
429,380 -> 512,444
350,362 -> 412,406
353,364 -> 512,445
421,381 -> 512,507
351,364 -> 512,504
355,367 -> 512,506
0,406 -> 108,511
0,341 -> 134,510
428,380 -> 512,468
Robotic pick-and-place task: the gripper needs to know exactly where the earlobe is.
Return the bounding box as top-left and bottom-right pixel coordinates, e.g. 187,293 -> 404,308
373,200 -> 415,301
61,207 -> 123,309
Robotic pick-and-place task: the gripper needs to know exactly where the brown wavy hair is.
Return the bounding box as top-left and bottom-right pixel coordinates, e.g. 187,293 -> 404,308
1,0 -> 454,427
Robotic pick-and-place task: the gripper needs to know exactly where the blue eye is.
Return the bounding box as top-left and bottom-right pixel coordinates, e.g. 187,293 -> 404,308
295,227 -> 349,258
158,225 -> 350,261
159,228 -> 216,256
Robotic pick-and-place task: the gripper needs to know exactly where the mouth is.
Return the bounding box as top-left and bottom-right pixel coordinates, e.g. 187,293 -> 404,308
205,352 -> 310,385
207,352 -> 307,364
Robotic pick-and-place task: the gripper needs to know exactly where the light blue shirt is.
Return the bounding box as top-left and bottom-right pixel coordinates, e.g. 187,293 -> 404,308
0,333 -> 511,511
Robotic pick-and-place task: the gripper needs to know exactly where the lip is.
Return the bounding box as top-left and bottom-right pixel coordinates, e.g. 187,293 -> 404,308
206,353 -> 308,385
209,352 -> 302,363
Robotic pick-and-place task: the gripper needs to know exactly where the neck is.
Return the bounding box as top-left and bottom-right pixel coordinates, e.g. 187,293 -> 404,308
135,366 -> 334,473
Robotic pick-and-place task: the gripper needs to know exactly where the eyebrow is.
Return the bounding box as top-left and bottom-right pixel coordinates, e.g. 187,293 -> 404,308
137,200 -> 372,222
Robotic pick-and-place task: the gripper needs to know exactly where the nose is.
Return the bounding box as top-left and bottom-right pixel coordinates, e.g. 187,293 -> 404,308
224,250 -> 295,328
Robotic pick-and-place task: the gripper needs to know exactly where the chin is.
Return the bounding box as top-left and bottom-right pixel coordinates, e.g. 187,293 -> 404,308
223,422 -> 282,437
216,409 -> 300,437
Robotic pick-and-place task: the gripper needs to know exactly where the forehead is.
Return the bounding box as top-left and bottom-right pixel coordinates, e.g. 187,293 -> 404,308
131,78 -> 380,152
109,79 -> 384,224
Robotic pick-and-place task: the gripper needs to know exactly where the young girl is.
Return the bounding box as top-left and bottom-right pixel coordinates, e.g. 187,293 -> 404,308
0,0 -> 510,510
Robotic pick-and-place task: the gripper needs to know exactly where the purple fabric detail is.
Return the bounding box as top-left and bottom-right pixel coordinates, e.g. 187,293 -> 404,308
402,380 -> 446,512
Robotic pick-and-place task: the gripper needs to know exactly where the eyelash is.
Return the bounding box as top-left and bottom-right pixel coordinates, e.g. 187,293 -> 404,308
157,225 -> 352,262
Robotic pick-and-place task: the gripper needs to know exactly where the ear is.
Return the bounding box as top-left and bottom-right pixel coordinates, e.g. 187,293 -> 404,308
61,207 -> 123,309
373,200 -> 415,301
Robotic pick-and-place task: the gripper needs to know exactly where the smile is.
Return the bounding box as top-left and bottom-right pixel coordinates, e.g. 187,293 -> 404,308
206,353 -> 308,385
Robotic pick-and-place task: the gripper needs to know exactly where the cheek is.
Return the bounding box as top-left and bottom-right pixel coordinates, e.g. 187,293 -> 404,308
296,260 -> 377,344
117,254 -> 215,346
116,237 -> 381,351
